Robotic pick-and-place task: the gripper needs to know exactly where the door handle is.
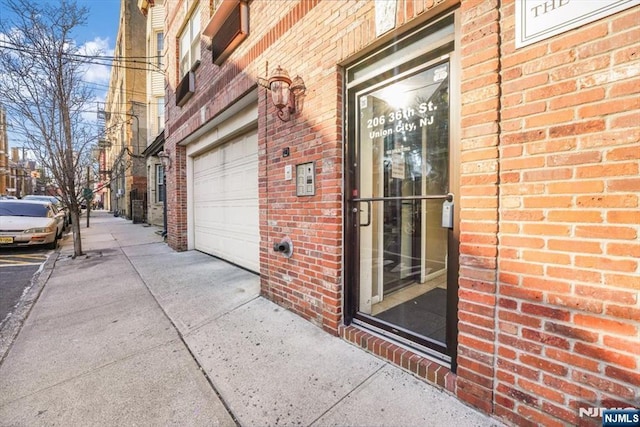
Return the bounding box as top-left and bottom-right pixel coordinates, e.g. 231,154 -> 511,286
353,200 -> 372,227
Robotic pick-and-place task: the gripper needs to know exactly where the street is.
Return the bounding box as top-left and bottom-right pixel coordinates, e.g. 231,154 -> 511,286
0,248 -> 50,327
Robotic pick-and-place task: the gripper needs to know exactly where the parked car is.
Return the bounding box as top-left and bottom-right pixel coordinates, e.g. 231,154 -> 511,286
0,200 -> 65,249
23,195 -> 71,228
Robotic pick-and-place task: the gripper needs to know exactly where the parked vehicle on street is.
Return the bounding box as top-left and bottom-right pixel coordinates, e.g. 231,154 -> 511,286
0,200 -> 65,249
22,195 -> 71,228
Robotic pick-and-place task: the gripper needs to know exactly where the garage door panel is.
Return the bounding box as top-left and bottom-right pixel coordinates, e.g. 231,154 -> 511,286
193,130 -> 259,272
195,201 -> 258,229
194,226 -> 258,271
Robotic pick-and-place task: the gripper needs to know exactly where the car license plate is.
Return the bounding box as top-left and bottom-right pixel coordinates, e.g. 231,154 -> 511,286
0,236 -> 14,244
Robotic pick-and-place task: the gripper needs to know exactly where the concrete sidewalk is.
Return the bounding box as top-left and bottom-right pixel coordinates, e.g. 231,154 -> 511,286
0,211 -> 503,426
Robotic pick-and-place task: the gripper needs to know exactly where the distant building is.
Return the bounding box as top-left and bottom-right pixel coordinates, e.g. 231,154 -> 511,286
103,0 -> 148,220
6,147 -> 36,197
138,0 -> 166,229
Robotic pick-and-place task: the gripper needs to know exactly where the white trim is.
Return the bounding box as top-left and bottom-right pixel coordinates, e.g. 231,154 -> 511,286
515,0 -> 639,48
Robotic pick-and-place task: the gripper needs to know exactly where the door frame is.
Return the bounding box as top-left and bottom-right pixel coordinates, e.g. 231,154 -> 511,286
343,10 -> 461,370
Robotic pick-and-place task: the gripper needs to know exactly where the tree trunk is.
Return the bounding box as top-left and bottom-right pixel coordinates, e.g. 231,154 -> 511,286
70,210 -> 83,257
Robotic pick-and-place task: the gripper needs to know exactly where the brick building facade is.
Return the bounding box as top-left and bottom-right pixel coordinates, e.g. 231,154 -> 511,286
104,0 -> 148,218
163,1 -> 639,425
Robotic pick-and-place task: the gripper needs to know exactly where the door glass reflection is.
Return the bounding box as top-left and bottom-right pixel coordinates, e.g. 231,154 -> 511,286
358,62 -> 450,344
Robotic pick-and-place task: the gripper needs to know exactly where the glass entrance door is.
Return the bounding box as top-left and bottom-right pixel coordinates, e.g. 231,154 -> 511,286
347,53 -> 458,362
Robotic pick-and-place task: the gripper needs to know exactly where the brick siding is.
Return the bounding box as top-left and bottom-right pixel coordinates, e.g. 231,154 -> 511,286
457,0 -> 502,415
163,0 -> 639,425
493,3 -> 639,426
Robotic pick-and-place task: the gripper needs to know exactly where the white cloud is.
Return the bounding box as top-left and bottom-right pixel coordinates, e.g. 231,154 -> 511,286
79,36 -> 114,85
76,37 -> 114,126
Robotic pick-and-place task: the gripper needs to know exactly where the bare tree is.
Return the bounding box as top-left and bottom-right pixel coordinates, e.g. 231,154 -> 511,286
0,0 -> 100,257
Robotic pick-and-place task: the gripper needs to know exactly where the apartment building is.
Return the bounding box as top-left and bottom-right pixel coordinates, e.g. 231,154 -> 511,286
139,0 -> 168,228
104,0 -> 148,219
162,1 -> 639,425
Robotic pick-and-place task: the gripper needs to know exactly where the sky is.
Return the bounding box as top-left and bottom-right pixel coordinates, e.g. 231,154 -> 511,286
0,0 -> 122,152
74,0 -> 121,122
77,0 -> 121,44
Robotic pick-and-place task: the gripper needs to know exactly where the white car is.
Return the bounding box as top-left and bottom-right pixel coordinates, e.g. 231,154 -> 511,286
23,194 -> 71,228
0,200 -> 65,249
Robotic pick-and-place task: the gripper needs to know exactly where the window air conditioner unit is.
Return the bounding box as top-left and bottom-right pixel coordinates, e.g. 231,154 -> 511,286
206,0 -> 249,66
176,71 -> 195,107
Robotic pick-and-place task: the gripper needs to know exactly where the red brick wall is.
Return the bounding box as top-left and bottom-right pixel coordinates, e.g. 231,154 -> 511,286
163,0 -> 639,425
456,0 -> 502,415
493,2 -> 639,426
257,0 -> 352,333
164,0 -> 261,250
164,0 -> 192,251
165,0 -> 456,319
256,0 -> 455,333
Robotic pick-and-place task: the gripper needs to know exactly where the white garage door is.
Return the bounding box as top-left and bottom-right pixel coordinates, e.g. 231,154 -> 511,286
192,129 -> 259,272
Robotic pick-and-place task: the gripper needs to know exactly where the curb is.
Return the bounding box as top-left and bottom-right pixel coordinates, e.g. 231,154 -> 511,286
0,245 -> 60,366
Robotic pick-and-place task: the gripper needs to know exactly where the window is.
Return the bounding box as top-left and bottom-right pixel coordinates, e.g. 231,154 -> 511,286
179,3 -> 201,77
156,164 -> 165,203
156,32 -> 164,67
156,96 -> 165,133
211,0 -> 223,15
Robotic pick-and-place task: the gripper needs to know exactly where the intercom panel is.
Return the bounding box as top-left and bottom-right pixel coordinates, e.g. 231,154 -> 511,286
296,162 -> 315,196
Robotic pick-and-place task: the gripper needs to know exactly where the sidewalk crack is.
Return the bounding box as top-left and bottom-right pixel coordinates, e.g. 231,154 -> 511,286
125,250 -> 242,427
307,363 -> 387,427
186,295 -> 261,335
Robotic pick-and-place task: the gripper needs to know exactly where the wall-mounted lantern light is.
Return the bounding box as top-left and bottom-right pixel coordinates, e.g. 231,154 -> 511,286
260,66 -> 306,122
158,150 -> 171,170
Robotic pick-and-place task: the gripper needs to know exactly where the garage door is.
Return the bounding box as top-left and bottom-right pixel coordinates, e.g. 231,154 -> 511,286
193,129 -> 259,272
